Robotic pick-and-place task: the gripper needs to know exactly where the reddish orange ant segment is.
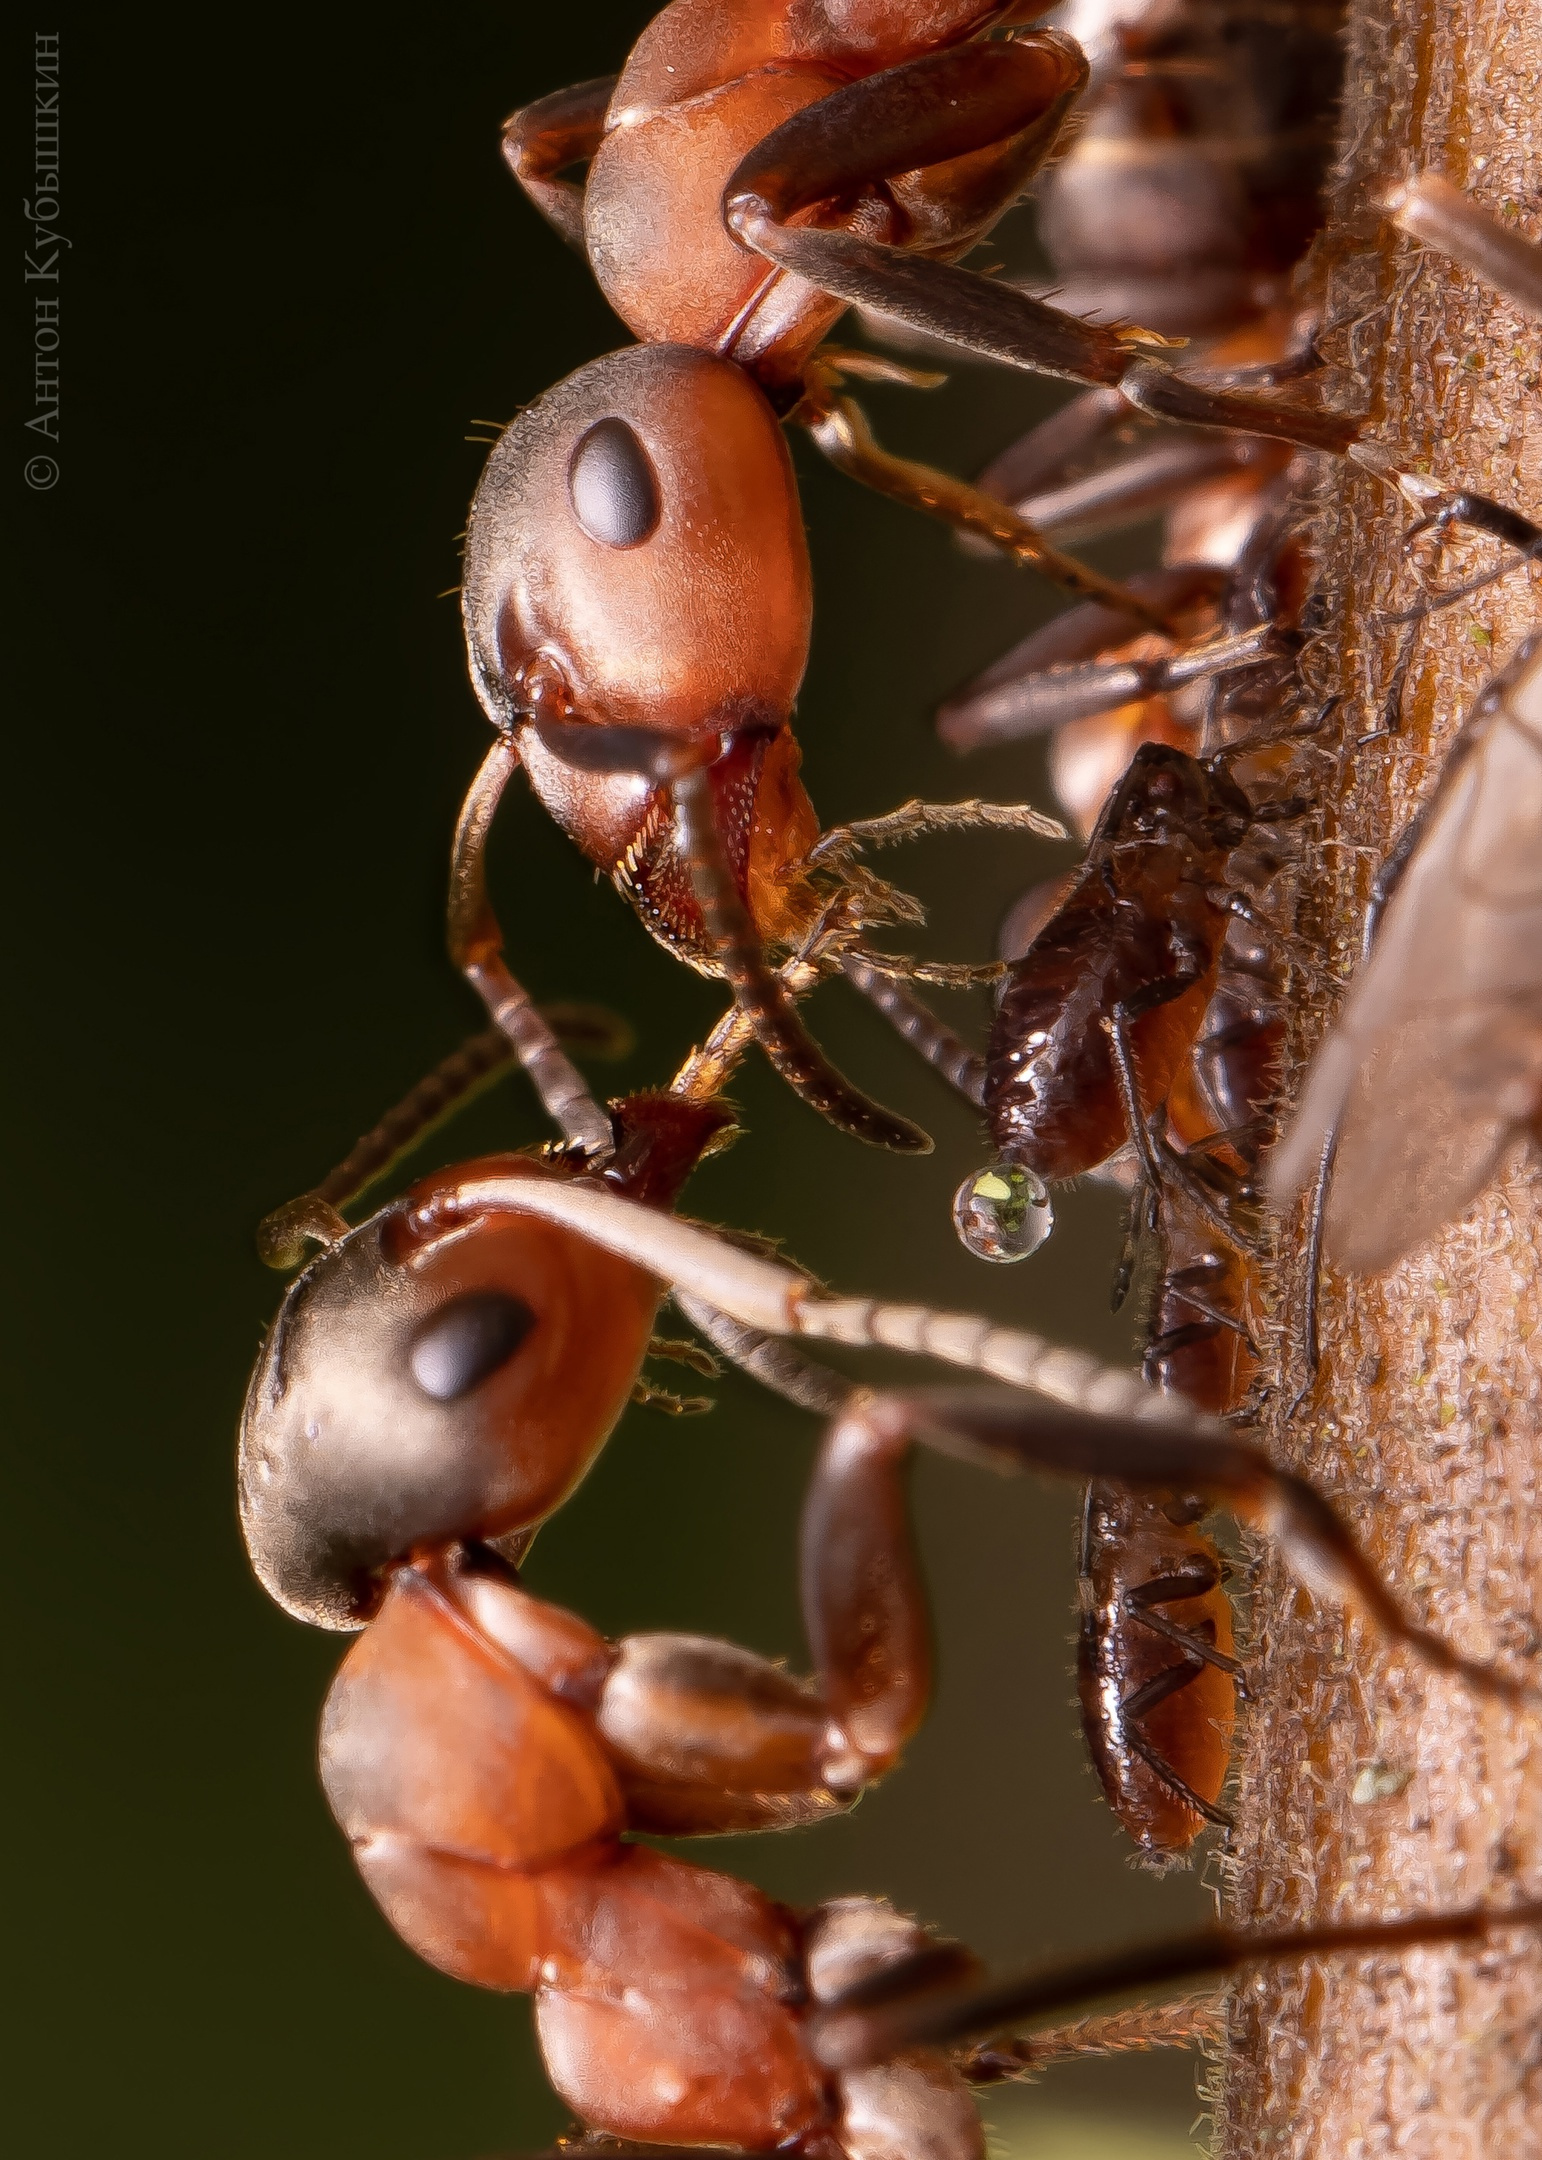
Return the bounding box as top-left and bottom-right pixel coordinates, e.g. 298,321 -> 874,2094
561,1 -> 1077,388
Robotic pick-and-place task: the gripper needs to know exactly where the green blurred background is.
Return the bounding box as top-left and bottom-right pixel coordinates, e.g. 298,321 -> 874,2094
11,10 -> 1213,2155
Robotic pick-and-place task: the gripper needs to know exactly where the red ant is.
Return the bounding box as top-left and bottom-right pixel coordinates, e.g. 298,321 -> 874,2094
462,3 -> 1537,1165
244,961 -> 1530,2152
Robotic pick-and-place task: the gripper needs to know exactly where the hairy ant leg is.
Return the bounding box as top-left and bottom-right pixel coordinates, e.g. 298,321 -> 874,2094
449,732 -> 616,1158
797,369 -> 1166,623
729,75 -> 1540,547
956,1992 -> 1225,2083
1387,173 -> 1542,321
671,1292 -> 857,1422
942,624 -> 1276,753
500,74 -> 617,250
810,1896 -> 1542,2069
839,955 -> 987,1108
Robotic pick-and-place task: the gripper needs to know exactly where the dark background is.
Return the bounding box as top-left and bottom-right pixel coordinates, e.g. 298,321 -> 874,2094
11,11 -> 1210,2155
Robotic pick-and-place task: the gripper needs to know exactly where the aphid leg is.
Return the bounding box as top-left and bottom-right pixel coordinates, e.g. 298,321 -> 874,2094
1125,1561 -> 1245,1681
500,73 -> 616,250
1387,173 -> 1542,320
799,383 -> 1168,626
1104,996 -> 1256,1251
840,955 -> 987,1108
1110,1177 -> 1156,1313
939,628 -> 1276,752
810,1894 -> 1542,2068
827,1386 -> 1534,1703
448,732 -> 615,1156
1118,1671 -> 1234,1829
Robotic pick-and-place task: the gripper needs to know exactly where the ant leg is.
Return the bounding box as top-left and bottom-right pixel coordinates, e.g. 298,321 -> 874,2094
500,74 -> 615,250
728,64 -> 1542,549
840,956 -> 987,1108
799,384 -> 1167,625
978,432 -> 1272,555
971,385 -> 1133,519
671,1291 -> 857,1420
811,1895 -> 1542,2067
1387,174 -> 1542,320
940,626 -> 1276,752
811,1387 -> 1534,1703
957,1992 -> 1224,2083
809,795 -> 1066,860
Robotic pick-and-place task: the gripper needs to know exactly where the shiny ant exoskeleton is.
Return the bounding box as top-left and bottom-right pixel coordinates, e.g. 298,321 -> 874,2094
244,953 -> 1531,2155
462,3 -> 1538,1167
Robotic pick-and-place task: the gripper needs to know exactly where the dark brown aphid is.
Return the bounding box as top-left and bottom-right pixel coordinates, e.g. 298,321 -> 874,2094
954,742 -> 1282,1261
1077,1479 -> 1240,1857
1270,635 -> 1542,1273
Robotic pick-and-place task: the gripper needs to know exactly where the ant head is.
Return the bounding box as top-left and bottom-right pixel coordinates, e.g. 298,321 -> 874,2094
239,1157 -> 661,1631
952,1161 -> 1055,1262
1103,742 -> 1214,841
462,342 -> 812,793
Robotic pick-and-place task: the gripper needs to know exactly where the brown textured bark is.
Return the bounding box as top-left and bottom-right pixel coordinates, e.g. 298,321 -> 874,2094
1216,2 -> 1542,2153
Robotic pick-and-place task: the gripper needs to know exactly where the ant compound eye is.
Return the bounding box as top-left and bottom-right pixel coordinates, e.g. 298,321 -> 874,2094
567,417 -> 661,548
952,1163 -> 1054,1263
408,1291 -> 537,1403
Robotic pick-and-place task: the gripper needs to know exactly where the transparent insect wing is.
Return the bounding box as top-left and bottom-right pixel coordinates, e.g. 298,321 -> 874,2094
1272,642 -> 1542,1271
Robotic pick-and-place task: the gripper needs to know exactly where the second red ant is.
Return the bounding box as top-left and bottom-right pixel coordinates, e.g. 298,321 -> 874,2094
246,956 -> 1537,2153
